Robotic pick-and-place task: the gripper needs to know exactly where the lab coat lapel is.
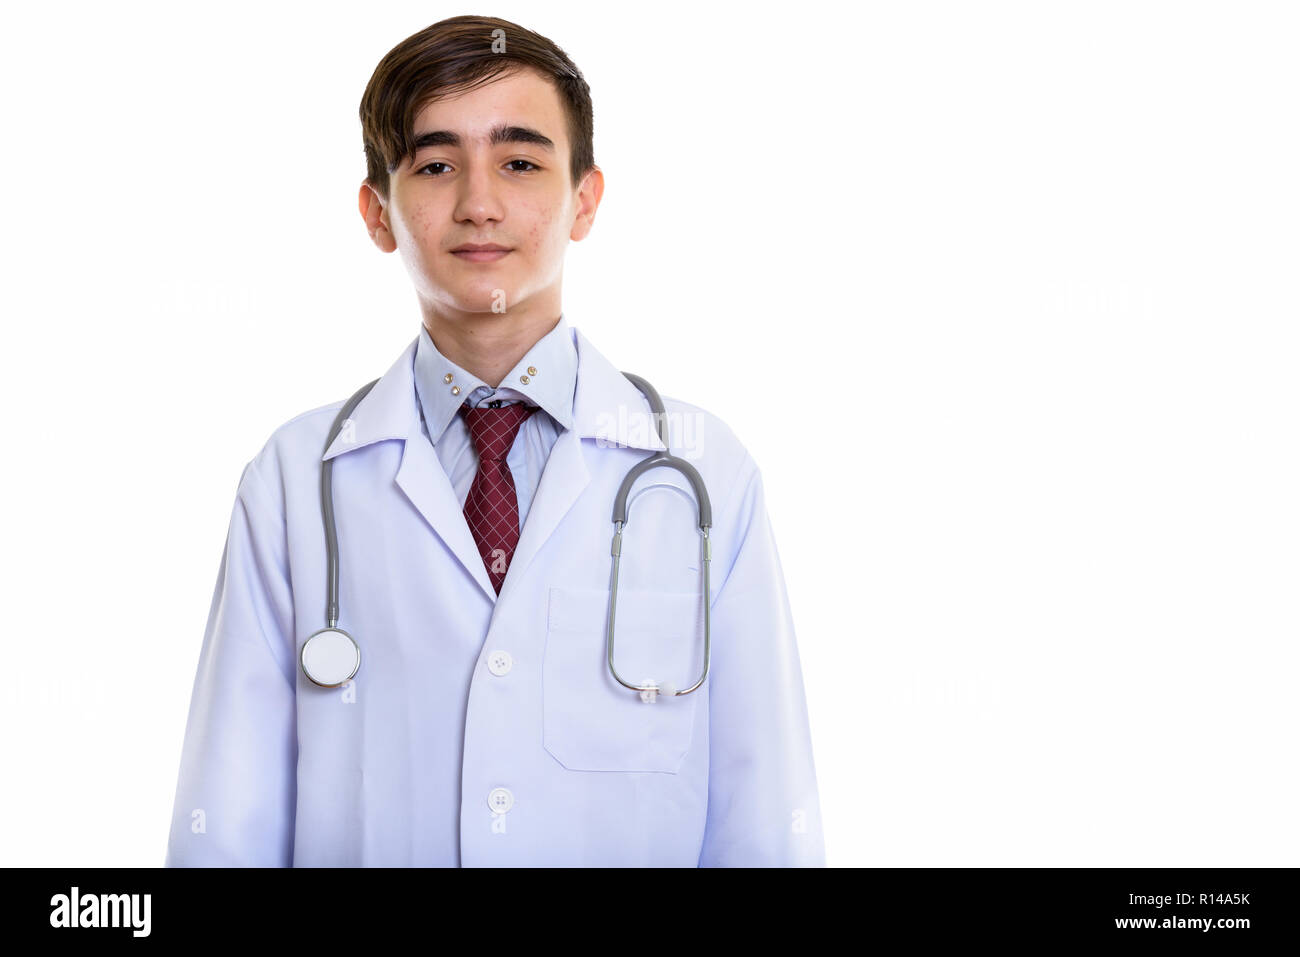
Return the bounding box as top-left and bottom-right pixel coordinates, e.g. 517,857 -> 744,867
395,432 -> 497,603
496,425 -> 589,606
323,337 -> 497,604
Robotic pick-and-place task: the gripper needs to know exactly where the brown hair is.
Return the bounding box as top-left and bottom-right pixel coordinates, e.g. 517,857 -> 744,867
359,15 -> 595,199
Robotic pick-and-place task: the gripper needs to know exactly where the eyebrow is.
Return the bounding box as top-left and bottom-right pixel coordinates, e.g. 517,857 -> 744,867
410,123 -> 556,155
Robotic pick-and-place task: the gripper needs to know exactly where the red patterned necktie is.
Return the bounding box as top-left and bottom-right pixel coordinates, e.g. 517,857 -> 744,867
458,402 -> 540,593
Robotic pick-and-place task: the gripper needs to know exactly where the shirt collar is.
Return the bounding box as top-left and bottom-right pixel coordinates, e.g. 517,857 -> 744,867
413,313 -> 578,445
322,319 -> 667,461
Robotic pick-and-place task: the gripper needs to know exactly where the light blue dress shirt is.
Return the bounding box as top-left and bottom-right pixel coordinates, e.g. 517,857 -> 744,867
413,314 -> 578,531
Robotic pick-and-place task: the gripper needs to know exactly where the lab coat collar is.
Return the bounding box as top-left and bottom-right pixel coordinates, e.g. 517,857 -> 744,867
320,321 -> 666,605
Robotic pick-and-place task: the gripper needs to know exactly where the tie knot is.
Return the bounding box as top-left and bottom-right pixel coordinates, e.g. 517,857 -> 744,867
459,402 -> 539,461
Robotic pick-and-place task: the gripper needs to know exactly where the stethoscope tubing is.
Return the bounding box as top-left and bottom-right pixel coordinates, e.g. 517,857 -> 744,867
310,369 -> 712,698
321,378 -> 380,629
605,372 -> 713,697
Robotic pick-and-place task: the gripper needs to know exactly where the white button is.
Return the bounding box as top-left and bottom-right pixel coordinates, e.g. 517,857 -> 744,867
487,787 -> 514,814
487,650 -> 513,675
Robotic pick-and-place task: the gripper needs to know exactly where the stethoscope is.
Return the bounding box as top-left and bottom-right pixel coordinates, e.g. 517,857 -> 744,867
300,372 -> 713,704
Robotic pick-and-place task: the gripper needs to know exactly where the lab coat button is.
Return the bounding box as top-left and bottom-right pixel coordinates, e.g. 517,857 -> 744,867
487,650 -> 513,675
487,787 -> 514,814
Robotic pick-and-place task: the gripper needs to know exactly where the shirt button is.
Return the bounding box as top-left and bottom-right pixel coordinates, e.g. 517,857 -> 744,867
488,787 -> 514,814
487,650 -> 513,675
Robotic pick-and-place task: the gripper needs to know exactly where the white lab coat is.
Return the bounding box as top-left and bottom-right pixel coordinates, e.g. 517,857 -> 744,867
165,325 -> 825,866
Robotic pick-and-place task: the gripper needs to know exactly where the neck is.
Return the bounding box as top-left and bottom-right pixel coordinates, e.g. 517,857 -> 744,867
421,305 -> 561,388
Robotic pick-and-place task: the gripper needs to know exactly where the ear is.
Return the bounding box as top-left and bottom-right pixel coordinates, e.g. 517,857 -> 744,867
359,181 -> 396,253
569,166 -> 605,242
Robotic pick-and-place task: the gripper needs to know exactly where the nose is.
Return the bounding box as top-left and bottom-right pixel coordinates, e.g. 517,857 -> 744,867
453,157 -> 505,225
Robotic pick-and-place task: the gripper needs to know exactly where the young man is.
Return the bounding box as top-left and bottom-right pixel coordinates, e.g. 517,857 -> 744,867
166,15 -> 824,867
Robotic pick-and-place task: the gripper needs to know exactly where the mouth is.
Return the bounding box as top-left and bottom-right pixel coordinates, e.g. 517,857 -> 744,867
451,243 -> 512,263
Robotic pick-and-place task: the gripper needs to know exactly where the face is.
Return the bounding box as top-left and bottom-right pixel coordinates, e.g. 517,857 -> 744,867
360,68 -> 603,324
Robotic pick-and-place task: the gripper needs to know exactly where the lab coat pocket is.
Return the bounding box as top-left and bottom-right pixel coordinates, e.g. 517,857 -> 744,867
543,585 -> 703,773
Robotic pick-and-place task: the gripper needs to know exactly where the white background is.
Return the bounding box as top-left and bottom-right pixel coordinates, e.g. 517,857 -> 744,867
1,1 -> 1296,867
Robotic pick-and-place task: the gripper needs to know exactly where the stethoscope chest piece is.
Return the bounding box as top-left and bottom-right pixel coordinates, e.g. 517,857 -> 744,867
301,627 -> 360,688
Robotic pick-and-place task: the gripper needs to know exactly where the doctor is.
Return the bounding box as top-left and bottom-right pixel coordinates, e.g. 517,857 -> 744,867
165,14 -> 825,867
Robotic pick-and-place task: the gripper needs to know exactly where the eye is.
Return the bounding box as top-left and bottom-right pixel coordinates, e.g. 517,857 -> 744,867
507,159 -> 540,172
417,161 -> 451,176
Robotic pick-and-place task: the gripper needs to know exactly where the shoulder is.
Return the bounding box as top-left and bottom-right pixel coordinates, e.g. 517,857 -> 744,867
235,398 -> 349,515
650,393 -> 776,591
654,392 -> 759,502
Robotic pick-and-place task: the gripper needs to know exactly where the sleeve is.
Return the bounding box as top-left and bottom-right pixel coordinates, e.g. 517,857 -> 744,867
698,453 -> 826,867
165,457 -> 298,867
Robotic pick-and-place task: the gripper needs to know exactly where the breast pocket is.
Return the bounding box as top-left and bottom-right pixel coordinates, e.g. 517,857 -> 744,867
543,585 -> 704,773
